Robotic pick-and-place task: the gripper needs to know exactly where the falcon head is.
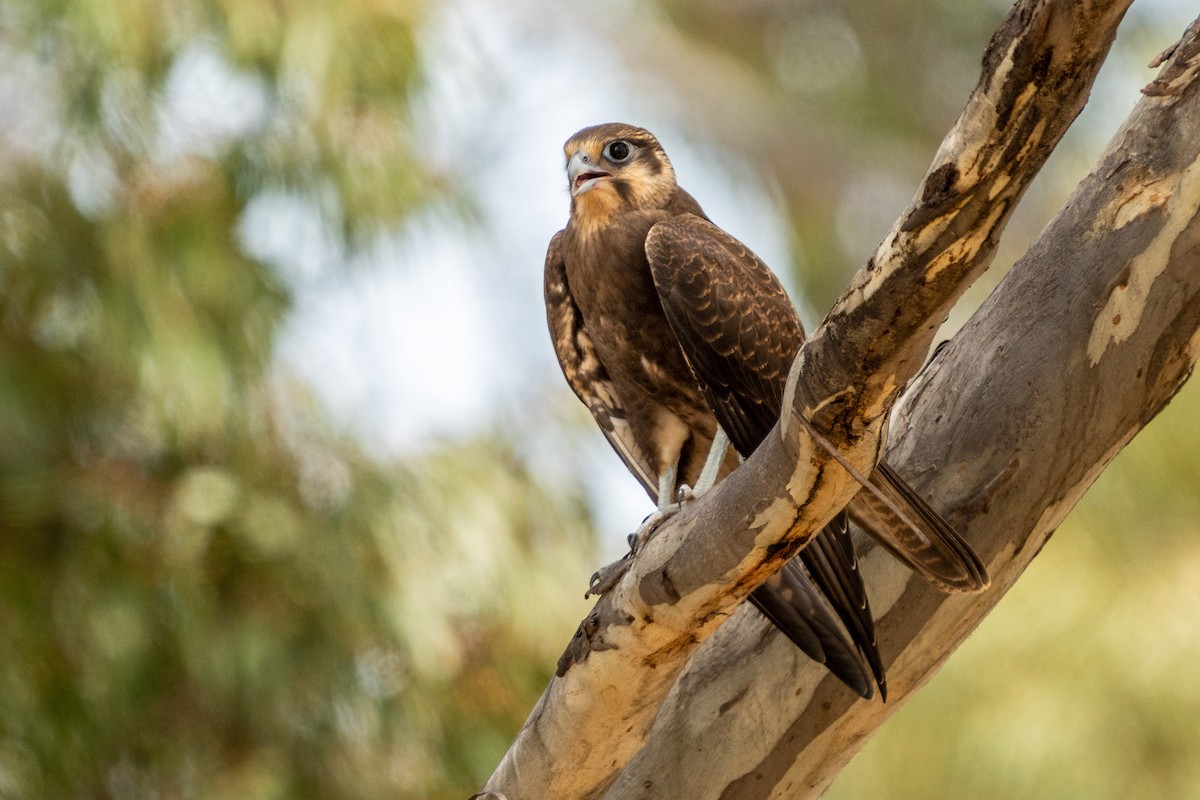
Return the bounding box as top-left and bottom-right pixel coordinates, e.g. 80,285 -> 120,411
563,123 -> 677,221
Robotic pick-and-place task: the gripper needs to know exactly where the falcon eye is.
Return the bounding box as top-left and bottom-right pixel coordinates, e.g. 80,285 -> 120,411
604,141 -> 633,163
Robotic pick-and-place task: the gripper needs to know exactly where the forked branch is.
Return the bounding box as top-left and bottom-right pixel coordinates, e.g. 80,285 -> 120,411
481,1 -> 1135,797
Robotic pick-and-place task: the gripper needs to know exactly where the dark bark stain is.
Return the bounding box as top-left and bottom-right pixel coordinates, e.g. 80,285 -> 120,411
719,685 -> 749,715
717,674 -> 860,800
555,603 -> 634,676
901,163 -> 961,232
1146,285 -> 1200,412
954,456 -> 1020,522
763,529 -> 806,565
980,0 -> 1034,96
642,630 -> 699,669
1016,526 -> 1056,561
1031,44 -> 1055,86
659,567 -> 680,603
1107,261 -> 1133,292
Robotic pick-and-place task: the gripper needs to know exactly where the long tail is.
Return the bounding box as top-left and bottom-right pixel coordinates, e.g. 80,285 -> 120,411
750,514 -> 886,700
849,461 -> 990,593
749,544 -> 879,700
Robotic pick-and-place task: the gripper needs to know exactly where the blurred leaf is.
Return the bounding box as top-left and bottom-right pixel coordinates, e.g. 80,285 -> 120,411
0,2 -> 592,798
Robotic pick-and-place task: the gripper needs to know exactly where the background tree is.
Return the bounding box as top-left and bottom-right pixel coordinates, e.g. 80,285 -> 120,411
483,3 -> 1200,795
628,3 -> 1200,797
0,2 -> 594,797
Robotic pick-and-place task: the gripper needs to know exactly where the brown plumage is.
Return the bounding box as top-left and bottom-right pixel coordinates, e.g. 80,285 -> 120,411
545,122 -> 988,698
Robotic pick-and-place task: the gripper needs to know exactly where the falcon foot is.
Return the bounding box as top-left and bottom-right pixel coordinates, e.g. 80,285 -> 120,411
585,502 -> 682,598
586,553 -> 632,599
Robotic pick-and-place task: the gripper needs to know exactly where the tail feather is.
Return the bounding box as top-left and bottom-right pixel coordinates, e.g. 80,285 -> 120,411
849,461 -> 990,593
798,515 -> 887,699
749,554 -> 877,699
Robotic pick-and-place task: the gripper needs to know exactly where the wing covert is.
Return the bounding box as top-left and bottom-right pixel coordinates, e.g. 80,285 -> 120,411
646,214 -> 886,696
645,214 -> 803,457
545,231 -> 658,499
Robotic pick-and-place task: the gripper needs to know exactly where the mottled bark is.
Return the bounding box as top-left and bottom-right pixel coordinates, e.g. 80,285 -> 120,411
478,1 -> 1176,798
605,15 -> 1200,800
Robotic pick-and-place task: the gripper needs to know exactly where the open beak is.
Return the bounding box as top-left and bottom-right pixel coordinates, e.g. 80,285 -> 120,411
568,150 -> 610,196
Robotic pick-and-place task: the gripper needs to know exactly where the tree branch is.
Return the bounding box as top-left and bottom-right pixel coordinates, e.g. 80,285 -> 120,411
607,12 -> 1200,799
481,1 -> 1134,797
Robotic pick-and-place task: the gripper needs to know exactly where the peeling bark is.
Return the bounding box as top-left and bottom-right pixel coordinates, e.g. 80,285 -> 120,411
606,12 -> 1200,800
478,1 -> 1170,798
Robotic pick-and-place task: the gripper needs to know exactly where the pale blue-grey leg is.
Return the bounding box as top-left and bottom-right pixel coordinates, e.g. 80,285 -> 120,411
656,460 -> 678,511
587,458 -> 682,599
673,425 -> 730,506
692,426 -> 729,497
587,428 -> 738,597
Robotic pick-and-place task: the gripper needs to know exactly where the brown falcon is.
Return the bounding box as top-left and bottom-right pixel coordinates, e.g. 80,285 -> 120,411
544,122 -> 988,697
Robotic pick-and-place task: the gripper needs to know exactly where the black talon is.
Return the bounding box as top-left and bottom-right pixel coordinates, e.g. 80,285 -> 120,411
585,553 -> 633,598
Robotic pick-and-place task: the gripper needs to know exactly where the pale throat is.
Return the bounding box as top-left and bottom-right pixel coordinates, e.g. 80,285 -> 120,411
570,186 -> 625,234
570,173 -> 674,235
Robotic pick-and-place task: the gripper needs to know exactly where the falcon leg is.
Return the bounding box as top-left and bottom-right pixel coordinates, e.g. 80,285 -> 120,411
585,461 -> 683,598
586,428 -> 735,598
691,426 -> 729,497
655,462 -> 678,512
625,462 -> 682,547
673,425 -> 730,506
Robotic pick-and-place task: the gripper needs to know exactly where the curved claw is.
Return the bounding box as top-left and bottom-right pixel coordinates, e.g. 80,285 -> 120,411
586,503 -> 684,599
586,554 -> 632,598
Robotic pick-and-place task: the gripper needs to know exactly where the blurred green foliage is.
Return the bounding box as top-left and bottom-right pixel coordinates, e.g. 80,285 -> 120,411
0,1 -> 593,797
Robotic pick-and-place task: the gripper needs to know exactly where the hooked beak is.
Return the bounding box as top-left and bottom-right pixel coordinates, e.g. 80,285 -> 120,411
568,150 -> 610,196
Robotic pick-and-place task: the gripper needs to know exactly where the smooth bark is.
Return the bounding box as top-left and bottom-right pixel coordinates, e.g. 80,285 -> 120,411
607,14 -> 1200,800
479,1 -> 1153,797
